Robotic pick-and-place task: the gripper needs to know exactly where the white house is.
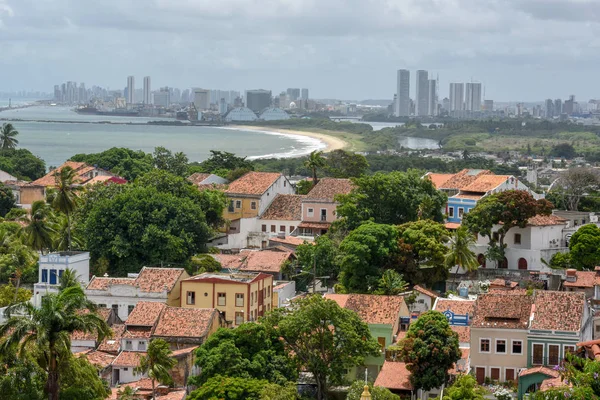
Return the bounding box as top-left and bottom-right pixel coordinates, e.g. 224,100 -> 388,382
410,285 -> 439,315
33,251 -> 90,307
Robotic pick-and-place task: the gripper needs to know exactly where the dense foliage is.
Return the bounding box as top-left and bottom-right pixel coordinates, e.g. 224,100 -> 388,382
0,183 -> 15,217
0,148 -> 46,181
531,353 -> 600,399
569,224 -> 600,270
442,374 -> 485,400
71,147 -> 154,180
346,381 -> 400,400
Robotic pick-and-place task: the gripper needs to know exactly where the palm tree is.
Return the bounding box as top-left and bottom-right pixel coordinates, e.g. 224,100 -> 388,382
135,338 -> 176,400
117,386 -> 138,400
445,226 -> 478,290
0,286 -> 110,400
59,268 -> 80,292
23,200 -> 55,254
52,166 -> 79,251
0,123 -> 19,150
375,269 -> 409,295
52,213 -> 83,251
303,150 -> 326,186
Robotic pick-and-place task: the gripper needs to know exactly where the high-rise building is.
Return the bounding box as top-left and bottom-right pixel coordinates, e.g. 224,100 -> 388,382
153,87 -> 170,107
219,98 -> 228,115
193,88 -> 210,110
484,100 -> 494,111
415,70 -> 429,116
428,79 -> 437,116
554,99 -> 562,116
143,76 -> 151,105
246,89 -> 272,113
301,88 -> 309,101
181,89 -> 190,104
286,88 -> 300,101
545,99 -> 554,118
563,96 -> 575,115
442,97 -> 450,112
53,85 -> 61,102
465,83 -> 482,112
395,69 -> 410,117
126,76 -> 135,104
449,83 -> 465,113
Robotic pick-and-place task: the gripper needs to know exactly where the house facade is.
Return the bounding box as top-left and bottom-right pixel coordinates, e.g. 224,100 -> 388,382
33,251 -> 91,307
253,194 -> 304,248
32,161 -> 116,188
4,180 -> 45,208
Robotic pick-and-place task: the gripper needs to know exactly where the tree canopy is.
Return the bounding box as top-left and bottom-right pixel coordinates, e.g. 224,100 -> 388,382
324,149 -> 369,178
442,374 -> 485,400
70,147 -> 154,180
0,183 -> 16,217
346,381 -> 400,400
569,224 -> 600,270
0,148 -> 46,181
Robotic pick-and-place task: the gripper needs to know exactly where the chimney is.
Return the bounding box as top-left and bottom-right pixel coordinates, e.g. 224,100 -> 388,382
566,269 -> 577,282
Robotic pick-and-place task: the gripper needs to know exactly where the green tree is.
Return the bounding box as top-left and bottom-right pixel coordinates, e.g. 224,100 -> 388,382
187,376 -> 267,400
0,148 -> 46,181
0,123 -> 19,150
135,338 -> 176,400
324,150 -> 369,178
0,346 -> 46,400
296,179 -> 313,195
0,286 -> 110,400
346,381 -> 400,400
569,224 -> 600,270
553,168 -> 600,211
116,386 -> 138,400
191,323 -> 297,386
399,311 -> 461,392
0,282 -> 31,307
338,222 -> 399,293
336,171 -> 447,230
295,235 -> 339,289
70,147 -> 154,180
260,382 -> 298,400
23,200 -> 55,253
442,374 -> 485,400
395,220 -> 450,286
445,226 -> 478,288
0,184 -> 15,217
52,166 -> 79,251
304,150 -> 326,185
547,252 -> 572,269
264,295 -> 380,400
531,353 -> 600,399
374,269 -> 409,295
194,150 -> 254,175
59,268 -> 80,292
153,146 -> 189,177
190,254 -> 222,274
59,355 -> 111,400
549,143 -> 577,159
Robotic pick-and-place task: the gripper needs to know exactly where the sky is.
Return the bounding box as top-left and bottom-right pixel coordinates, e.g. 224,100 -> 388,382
1,0 -> 599,101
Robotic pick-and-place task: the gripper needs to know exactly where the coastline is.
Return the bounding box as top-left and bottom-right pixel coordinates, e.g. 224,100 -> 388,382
229,125 -> 348,153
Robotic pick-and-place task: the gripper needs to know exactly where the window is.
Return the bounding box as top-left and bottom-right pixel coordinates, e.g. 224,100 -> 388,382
289,226 -> 295,232
448,207 -> 454,218
511,340 -> 523,355
235,200 -> 241,209
505,368 -> 515,382
128,305 -> 135,315
320,209 -> 327,221
458,208 -> 464,219
251,202 -> 257,210
514,233 -> 521,245
284,180 -> 287,187
533,343 -> 544,365
251,292 -> 254,305
235,312 -> 244,325
480,338 -> 491,353
138,341 -> 146,351
280,225 -> 285,232
564,345 -> 576,356
58,270 -> 64,283
218,293 -> 226,306
228,200 -> 234,212
417,299 -> 425,304
112,304 -> 119,314
125,340 -> 133,350
262,225 -> 267,232
377,337 -> 386,351
41,269 -> 48,283
549,344 -> 560,365
308,208 -> 314,217
235,293 -> 244,307
496,339 -> 507,354
270,225 -> 276,233
267,286 -> 270,297
99,304 -> 107,308
187,291 -> 196,305
50,269 -> 57,285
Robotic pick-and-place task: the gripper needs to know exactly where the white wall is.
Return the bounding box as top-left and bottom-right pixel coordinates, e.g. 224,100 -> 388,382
114,366 -> 145,384
274,281 -> 296,307
258,175 -> 294,215
121,337 -> 148,352
86,286 -> 167,321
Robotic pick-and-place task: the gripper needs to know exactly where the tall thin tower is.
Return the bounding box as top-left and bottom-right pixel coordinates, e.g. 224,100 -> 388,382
126,76 -> 135,104
396,69 -> 410,117
143,76 -> 151,105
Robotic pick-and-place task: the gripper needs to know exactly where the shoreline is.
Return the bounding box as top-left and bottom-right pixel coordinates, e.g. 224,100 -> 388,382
229,125 -> 348,153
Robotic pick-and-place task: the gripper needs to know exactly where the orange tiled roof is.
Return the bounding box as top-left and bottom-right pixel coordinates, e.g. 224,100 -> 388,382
452,193 -> 484,200
126,302 -> 167,327
187,173 -> 211,185
434,299 -> 475,317
530,290 -> 585,332
298,221 -> 331,229
269,236 -> 311,247
451,326 -> 471,343
113,351 -> 145,367
225,172 -> 282,196
576,339 -> 600,360
461,174 -> 511,193
123,327 -> 152,338
413,285 -> 439,299
445,222 -> 461,230
171,346 -> 198,357
86,276 -> 135,290
540,376 -> 570,391
519,366 -> 560,378
305,178 -> 354,202
211,253 -> 245,269
563,271 -> 596,288
76,350 -> 116,369
472,292 -> 532,329
71,308 -> 113,341
527,215 -> 568,226
490,278 -> 520,289
374,361 -> 413,391
238,250 -> 294,273
86,268 -> 186,293
426,173 -> 455,190
324,294 -> 406,325
98,324 -> 125,354
439,169 -> 491,190
152,307 -> 217,339
32,161 -> 108,187
260,194 -> 305,220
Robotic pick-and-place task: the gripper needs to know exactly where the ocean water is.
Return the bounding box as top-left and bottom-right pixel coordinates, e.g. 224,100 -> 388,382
0,106 -> 325,167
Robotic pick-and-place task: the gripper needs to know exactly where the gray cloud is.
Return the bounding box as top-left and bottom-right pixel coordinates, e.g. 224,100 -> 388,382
1,0 -> 599,101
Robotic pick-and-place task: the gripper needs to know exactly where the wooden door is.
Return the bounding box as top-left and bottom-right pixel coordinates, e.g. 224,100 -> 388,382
505,368 -> 515,382
491,367 -> 500,381
476,367 -> 485,384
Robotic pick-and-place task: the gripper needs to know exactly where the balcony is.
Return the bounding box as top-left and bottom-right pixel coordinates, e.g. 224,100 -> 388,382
320,215 -> 327,222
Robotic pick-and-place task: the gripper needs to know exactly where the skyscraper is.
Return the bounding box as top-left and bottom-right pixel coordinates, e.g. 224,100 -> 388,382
286,88 -> 300,101
465,83 -> 482,112
126,76 -> 135,104
143,76 -> 151,105
246,89 -> 272,113
554,99 -> 562,116
415,70 -> 429,117
428,79 -> 437,116
545,99 -> 554,118
395,69 -> 410,117
301,88 -> 309,101
193,88 -> 210,110
449,83 -> 465,113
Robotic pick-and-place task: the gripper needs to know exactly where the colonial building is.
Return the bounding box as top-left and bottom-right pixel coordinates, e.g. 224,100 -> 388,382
4,180 -> 45,209
32,161 -> 118,188
255,194 -> 305,247
33,251 -> 90,307
212,249 -> 295,280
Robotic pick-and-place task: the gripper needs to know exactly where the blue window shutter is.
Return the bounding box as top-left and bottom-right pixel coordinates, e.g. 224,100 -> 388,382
50,269 -> 57,285
42,269 -> 48,283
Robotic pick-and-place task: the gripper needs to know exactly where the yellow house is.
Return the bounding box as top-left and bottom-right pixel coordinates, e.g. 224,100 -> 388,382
180,272 -> 274,327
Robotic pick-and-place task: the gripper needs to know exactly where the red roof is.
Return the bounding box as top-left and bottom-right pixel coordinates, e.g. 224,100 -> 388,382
260,194 -> 304,220
76,350 -> 116,369
324,294 -> 406,325
519,366 -> 560,378
113,351 -> 145,367
98,323 -> 125,354
413,285 -> 439,299
152,307 -> 218,339
434,299 -> 475,316
225,172 -> 282,196
305,178 -> 354,202
530,290 -> 585,332
563,271 -> 596,288
269,236 -> 311,247
425,173 -> 454,190
374,361 -> 413,390
238,249 -> 294,273
461,175 -> 512,193
527,215 -> 568,226
32,161 -> 116,187
451,326 -> 471,343
126,302 -> 167,327
86,267 -> 187,293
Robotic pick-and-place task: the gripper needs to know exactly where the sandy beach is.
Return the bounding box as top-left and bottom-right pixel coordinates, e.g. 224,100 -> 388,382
230,125 -> 348,153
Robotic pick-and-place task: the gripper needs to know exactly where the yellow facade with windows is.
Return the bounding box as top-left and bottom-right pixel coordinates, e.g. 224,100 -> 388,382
224,196 -> 260,220
180,273 -> 274,327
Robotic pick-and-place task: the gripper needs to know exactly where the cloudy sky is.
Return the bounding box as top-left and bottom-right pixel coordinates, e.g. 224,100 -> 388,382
1,0 -> 599,101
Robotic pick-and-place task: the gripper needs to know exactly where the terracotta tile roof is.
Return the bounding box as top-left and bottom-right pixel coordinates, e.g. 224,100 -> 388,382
123,327 -> 152,338
71,308 -> 113,341
152,307 -> 217,339
86,268 -> 186,293
305,178 -> 354,202
32,161 -> 111,187
126,302 -> 167,327
439,169 -> 491,190
461,175 -> 512,193
187,173 -> 211,185
76,350 -> 116,369
434,299 -> 475,316
519,366 -> 560,378
563,271 -> 596,288
576,339 -> 600,360
413,285 -> 439,299
86,276 -> 135,291
269,236 -> 312,247
445,222 -> 461,230
260,194 -> 305,220
451,326 -> 471,343
183,272 -> 270,284
98,324 -> 125,354
298,221 -> 331,229
452,193 -> 483,200
394,331 -> 407,344
426,173 -> 454,190
113,351 -> 145,367
225,172 -> 282,196
323,294 -> 406,325
540,376 -> 570,391
211,253 -> 244,269
490,279 -> 520,289
527,215 -> 568,226
472,292 -> 532,329
238,250 -> 294,273
374,361 -> 413,390
171,346 -> 198,357
530,290 -> 585,332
